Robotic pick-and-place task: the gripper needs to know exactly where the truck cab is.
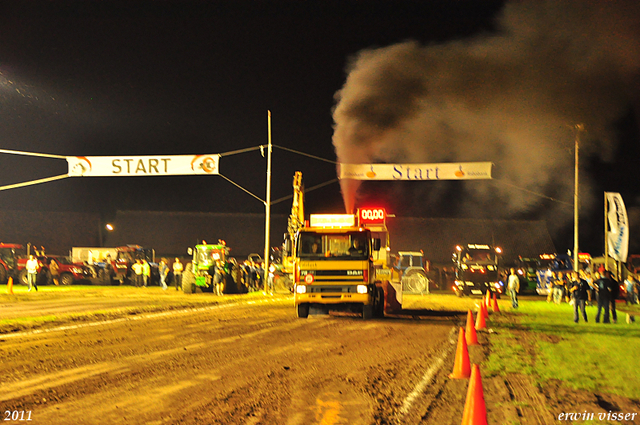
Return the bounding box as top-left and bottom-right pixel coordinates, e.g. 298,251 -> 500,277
452,243 -> 503,296
293,209 -> 402,319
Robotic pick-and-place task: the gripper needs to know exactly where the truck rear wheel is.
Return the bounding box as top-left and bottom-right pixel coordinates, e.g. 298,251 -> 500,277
296,303 -> 309,318
182,263 -> 195,294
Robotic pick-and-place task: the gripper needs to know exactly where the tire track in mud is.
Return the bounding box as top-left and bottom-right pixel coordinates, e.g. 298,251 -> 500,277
0,308 -> 319,404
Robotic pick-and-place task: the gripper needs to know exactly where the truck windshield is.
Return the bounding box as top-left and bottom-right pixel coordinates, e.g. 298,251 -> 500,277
298,232 -> 369,259
461,249 -> 495,263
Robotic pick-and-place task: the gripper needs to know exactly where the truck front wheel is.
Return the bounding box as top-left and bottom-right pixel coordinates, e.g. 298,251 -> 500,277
374,288 -> 385,317
296,303 -> 309,318
362,304 -> 373,320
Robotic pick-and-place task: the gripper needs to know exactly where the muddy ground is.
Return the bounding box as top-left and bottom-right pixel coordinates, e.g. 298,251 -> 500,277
0,290 -> 638,424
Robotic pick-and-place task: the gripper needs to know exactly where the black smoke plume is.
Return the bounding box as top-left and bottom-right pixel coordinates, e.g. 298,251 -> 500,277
333,0 -> 640,226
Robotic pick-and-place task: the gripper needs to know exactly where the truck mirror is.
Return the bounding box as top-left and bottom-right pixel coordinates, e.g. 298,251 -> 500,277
373,239 -> 381,251
284,238 -> 291,254
187,247 -> 193,255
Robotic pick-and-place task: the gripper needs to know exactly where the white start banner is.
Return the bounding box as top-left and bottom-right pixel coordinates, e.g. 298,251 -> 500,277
606,192 -> 629,263
66,155 -> 220,177
338,162 -> 492,180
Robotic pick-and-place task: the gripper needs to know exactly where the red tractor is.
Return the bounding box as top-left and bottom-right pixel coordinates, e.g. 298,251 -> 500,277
113,245 -> 157,285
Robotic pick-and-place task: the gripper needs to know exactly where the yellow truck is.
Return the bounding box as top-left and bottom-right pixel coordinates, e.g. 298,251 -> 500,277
293,208 -> 402,319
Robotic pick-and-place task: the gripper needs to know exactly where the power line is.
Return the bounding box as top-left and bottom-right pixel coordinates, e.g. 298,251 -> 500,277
0,174 -> 69,191
490,178 -> 573,207
0,148 -> 66,159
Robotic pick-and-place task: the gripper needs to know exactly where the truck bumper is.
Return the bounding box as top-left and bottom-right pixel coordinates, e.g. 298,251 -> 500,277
295,292 -> 371,305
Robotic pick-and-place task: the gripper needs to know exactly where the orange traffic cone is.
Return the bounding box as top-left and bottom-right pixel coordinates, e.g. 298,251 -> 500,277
449,327 -> 471,379
475,304 -> 486,330
7,277 -> 13,295
466,310 -> 479,345
492,293 -> 500,313
483,299 -> 489,319
461,364 -> 488,425
483,291 -> 490,309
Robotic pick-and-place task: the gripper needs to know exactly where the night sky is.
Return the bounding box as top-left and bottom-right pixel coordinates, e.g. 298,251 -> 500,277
0,0 -> 638,254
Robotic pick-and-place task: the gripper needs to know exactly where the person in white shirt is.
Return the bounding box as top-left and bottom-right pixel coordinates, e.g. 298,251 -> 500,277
26,255 -> 39,292
173,258 -> 183,291
507,268 -> 520,308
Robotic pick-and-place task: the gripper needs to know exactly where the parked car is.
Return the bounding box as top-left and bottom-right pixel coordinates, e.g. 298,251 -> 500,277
16,255 -> 92,285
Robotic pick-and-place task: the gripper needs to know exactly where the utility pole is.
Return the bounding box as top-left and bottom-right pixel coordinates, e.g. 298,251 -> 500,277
573,124 -> 584,272
263,111 -> 273,294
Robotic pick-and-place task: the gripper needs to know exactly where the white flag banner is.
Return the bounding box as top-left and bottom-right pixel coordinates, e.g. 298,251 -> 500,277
606,192 -> 629,262
67,154 -> 220,177
338,162 -> 492,180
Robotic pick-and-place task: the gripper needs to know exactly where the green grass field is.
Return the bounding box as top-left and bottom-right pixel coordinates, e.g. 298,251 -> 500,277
485,298 -> 640,399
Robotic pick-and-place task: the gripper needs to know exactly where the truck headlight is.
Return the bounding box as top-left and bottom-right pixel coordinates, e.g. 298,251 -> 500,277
356,285 -> 368,294
296,285 -> 307,294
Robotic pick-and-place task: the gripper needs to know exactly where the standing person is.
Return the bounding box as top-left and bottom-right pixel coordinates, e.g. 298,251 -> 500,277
173,258 -> 183,291
507,268 -> 520,308
103,254 -> 113,284
582,270 -> 595,306
624,275 -> 637,305
26,255 -> 39,292
158,258 -> 169,290
131,259 -> 143,287
213,260 -> 225,295
606,271 -> 619,323
546,272 -> 555,302
142,259 -> 151,287
267,263 -> 276,295
553,272 -> 565,304
250,261 -> 259,291
50,258 -> 60,286
241,260 -> 251,292
594,272 -> 611,323
569,271 -> 589,323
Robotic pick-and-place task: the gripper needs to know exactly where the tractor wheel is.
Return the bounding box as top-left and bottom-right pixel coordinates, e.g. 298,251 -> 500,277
403,269 -> 429,293
296,303 -> 309,318
19,269 -> 28,285
182,264 -> 195,294
0,264 -> 7,284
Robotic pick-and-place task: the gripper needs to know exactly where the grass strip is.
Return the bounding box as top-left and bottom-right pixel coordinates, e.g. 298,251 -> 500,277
486,298 -> 640,399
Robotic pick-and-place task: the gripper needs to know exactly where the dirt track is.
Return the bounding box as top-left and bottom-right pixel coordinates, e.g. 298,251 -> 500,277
0,292 -> 469,425
4,290 -> 628,425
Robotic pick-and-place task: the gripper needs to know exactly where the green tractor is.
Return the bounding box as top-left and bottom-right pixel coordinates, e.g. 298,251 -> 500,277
182,242 -> 231,294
